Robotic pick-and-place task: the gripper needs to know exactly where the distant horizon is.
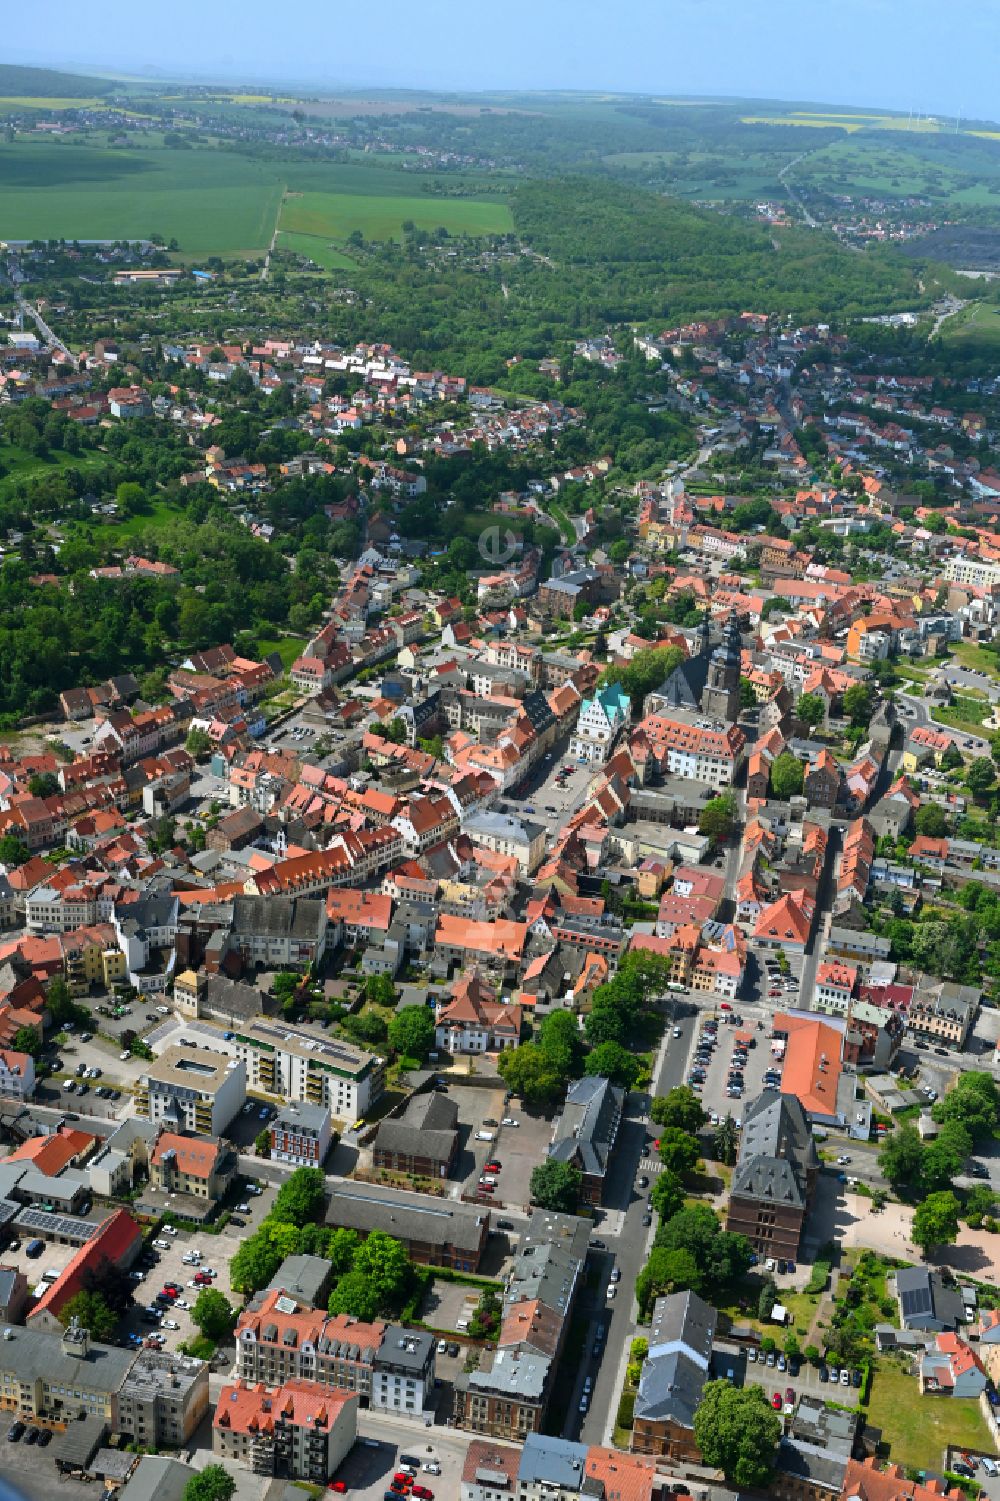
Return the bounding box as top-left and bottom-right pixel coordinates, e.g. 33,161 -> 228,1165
3,0 -> 996,121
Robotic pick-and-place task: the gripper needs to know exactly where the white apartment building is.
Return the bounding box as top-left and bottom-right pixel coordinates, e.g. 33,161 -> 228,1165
231,1020 -> 384,1125
135,1045 -> 246,1135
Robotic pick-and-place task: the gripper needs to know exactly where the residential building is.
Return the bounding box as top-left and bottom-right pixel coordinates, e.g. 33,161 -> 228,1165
814,960 -> 859,1016
631,1290 -> 716,1461
324,1181 -> 489,1270
906,981 -> 978,1051
842,1459 -> 964,1501
726,1090 -> 819,1259
920,1333 -> 988,1398
231,1019 -> 383,1126
434,973 -> 522,1053
148,1131 -> 237,1201
546,1075 -> 624,1207
893,1268 -> 965,1333
370,1327 -> 435,1416
461,1439 -> 520,1501
454,1346 -> 551,1440
0,1048 -> 34,1101
637,709 -> 746,787
463,811 -> 546,875
118,1349 -> 209,1448
134,1045 -> 246,1135
270,1101 -> 333,1166
213,1378 -> 358,1482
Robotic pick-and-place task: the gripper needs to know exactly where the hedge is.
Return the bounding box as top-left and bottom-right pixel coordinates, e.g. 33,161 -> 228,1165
617,1392 -> 635,1430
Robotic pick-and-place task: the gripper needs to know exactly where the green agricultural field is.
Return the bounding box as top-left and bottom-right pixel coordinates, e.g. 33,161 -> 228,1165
278,189 -> 513,243
0,140 -> 285,257
0,139 -> 511,259
274,230 -> 358,270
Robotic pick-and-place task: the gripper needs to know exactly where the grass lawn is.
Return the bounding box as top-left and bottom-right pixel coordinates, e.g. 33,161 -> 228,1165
933,693 -> 992,739
546,501 -> 577,546
866,1360 -> 995,1471
256,636 -> 306,671
278,189 -> 513,243
941,302 -> 1000,351
949,640 -> 1000,677
0,443 -> 106,493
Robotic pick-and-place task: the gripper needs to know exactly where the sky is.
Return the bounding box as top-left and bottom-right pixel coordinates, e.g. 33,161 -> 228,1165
8,0 -> 1000,121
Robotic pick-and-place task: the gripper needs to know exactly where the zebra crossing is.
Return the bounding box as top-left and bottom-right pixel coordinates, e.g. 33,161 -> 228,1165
637,1155 -> 664,1176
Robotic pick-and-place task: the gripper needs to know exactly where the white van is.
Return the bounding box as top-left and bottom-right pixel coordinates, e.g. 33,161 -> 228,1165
476,1130 -> 495,1143
455,1318 -> 469,1332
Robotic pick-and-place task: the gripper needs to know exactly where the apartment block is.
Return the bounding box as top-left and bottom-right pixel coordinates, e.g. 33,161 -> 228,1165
231,1020 -> 383,1126
134,1044 -> 246,1135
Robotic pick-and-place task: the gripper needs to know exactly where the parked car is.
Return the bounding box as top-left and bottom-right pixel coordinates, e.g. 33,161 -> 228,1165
771,1392 -> 782,1410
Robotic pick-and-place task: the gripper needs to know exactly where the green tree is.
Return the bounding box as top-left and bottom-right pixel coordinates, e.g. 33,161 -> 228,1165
585,1040 -> 641,1090
912,1190 -> 960,1256
326,1228 -> 360,1275
12,1025 -> 40,1060
796,693 -> 826,730
693,1380 -> 781,1488
497,1042 -> 564,1110
59,1289 -> 117,1341
699,793 -> 737,846
878,1122 -> 924,1192
185,727 -> 213,759
184,1467 -> 236,1501
353,1231 -> 412,1308
192,1287 -> 237,1341
538,1009 -> 584,1077
387,1004 -> 435,1060
327,1269 -> 386,1321
932,1072 -> 999,1141
770,752 -> 804,799
253,1128 -> 271,1158
636,1246 -> 699,1316
650,1170 -> 685,1222
0,833 -> 29,866
655,1203 -> 751,1295
27,771 -> 59,798
272,1166 -> 326,1226
843,682 -> 875,727
651,1086 -> 707,1134
914,802 -> 948,838
115,481 -> 147,518
657,1127 -> 699,1177
714,1114 -> 739,1166
941,741 -> 964,772
598,645 -> 684,716
530,1160 -> 582,1212
921,1120 -> 973,1193
364,973 -> 397,1007
967,757 -> 996,800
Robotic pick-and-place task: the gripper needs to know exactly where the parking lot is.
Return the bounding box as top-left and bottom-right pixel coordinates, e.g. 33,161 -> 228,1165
121,1184 -> 275,1357
2,1233 -> 78,1295
684,1012 -> 777,1126
717,1340 -> 865,1404
340,1423 -> 467,1501
504,748 -> 596,836
454,1095 -> 552,1213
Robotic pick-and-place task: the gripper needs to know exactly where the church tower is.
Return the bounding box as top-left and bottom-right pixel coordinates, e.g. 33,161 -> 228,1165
700,609 -> 743,722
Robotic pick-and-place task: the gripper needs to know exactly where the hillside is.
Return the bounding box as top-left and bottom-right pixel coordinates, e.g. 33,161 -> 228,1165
0,63 -> 113,97
510,177 -> 928,324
